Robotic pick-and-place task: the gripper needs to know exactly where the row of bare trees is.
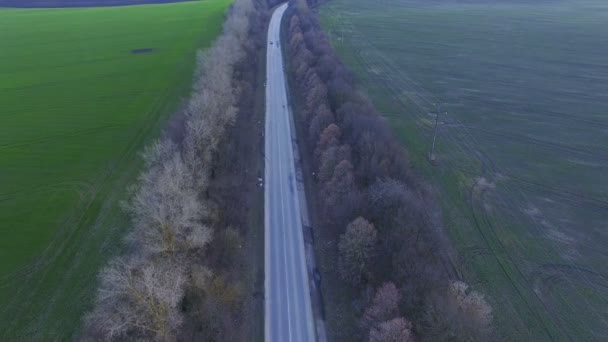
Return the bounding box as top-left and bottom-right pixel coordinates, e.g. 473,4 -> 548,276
83,0 -> 267,340
286,2 -> 494,340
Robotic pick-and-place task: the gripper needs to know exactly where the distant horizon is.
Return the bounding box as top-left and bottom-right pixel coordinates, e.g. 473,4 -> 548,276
0,0 -> 196,9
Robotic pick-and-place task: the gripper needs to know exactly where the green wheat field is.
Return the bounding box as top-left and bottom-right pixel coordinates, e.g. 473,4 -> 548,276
0,0 -> 230,338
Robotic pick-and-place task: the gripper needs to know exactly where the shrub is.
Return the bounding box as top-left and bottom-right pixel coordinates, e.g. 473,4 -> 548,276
86,257 -> 186,341
422,281 -> 494,341
368,317 -> 414,342
360,282 -> 401,330
338,217 -> 377,285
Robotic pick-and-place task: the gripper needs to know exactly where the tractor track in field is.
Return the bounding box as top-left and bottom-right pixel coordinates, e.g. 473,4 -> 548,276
0,64 -> 170,93
0,89 -> 163,127
531,263 -> 608,340
0,181 -> 94,203
0,56 -> 133,76
463,125 -> 608,163
532,263 -> 608,295
460,94 -> 608,129
0,30 -> 184,52
0,124 -> 122,151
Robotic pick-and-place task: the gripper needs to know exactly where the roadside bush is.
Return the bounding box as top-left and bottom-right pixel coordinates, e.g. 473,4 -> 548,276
422,281 -> 494,342
361,283 -> 414,342
84,0 -> 268,340
127,140 -> 212,256
360,282 -> 401,331
338,217 -> 377,285
285,1 -> 493,340
369,318 -> 414,342
85,257 -> 186,341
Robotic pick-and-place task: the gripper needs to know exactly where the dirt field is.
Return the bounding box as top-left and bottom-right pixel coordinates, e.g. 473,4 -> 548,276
0,0 -> 194,8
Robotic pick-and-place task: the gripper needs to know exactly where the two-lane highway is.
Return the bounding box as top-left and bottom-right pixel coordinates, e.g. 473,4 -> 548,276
264,3 -> 316,342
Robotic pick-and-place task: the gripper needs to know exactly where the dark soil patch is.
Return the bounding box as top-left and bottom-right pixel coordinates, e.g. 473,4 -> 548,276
0,0 -> 195,8
131,48 -> 156,54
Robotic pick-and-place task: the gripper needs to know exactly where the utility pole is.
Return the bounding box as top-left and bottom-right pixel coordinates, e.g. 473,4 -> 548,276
429,104 -> 443,164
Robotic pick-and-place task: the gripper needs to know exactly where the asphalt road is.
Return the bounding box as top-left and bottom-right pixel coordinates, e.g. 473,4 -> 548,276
264,3 -> 316,342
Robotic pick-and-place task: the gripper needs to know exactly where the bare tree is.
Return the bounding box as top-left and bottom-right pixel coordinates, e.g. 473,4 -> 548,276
290,31 -> 304,52
127,149 -> 212,256
317,144 -> 351,184
369,317 -> 414,342
285,5 -> 460,341
308,105 -> 334,145
315,123 -> 341,160
86,0 -> 266,339
321,159 -> 355,222
289,13 -> 301,33
338,217 -> 377,285
368,178 -> 410,219
86,257 -> 186,341
361,282 -> 401,330
422,281 -> 494,342
305,74 -> 328,116
197,274 -> 245,341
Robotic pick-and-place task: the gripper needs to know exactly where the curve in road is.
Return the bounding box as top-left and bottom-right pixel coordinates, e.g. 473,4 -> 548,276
264,3 -> 316,342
